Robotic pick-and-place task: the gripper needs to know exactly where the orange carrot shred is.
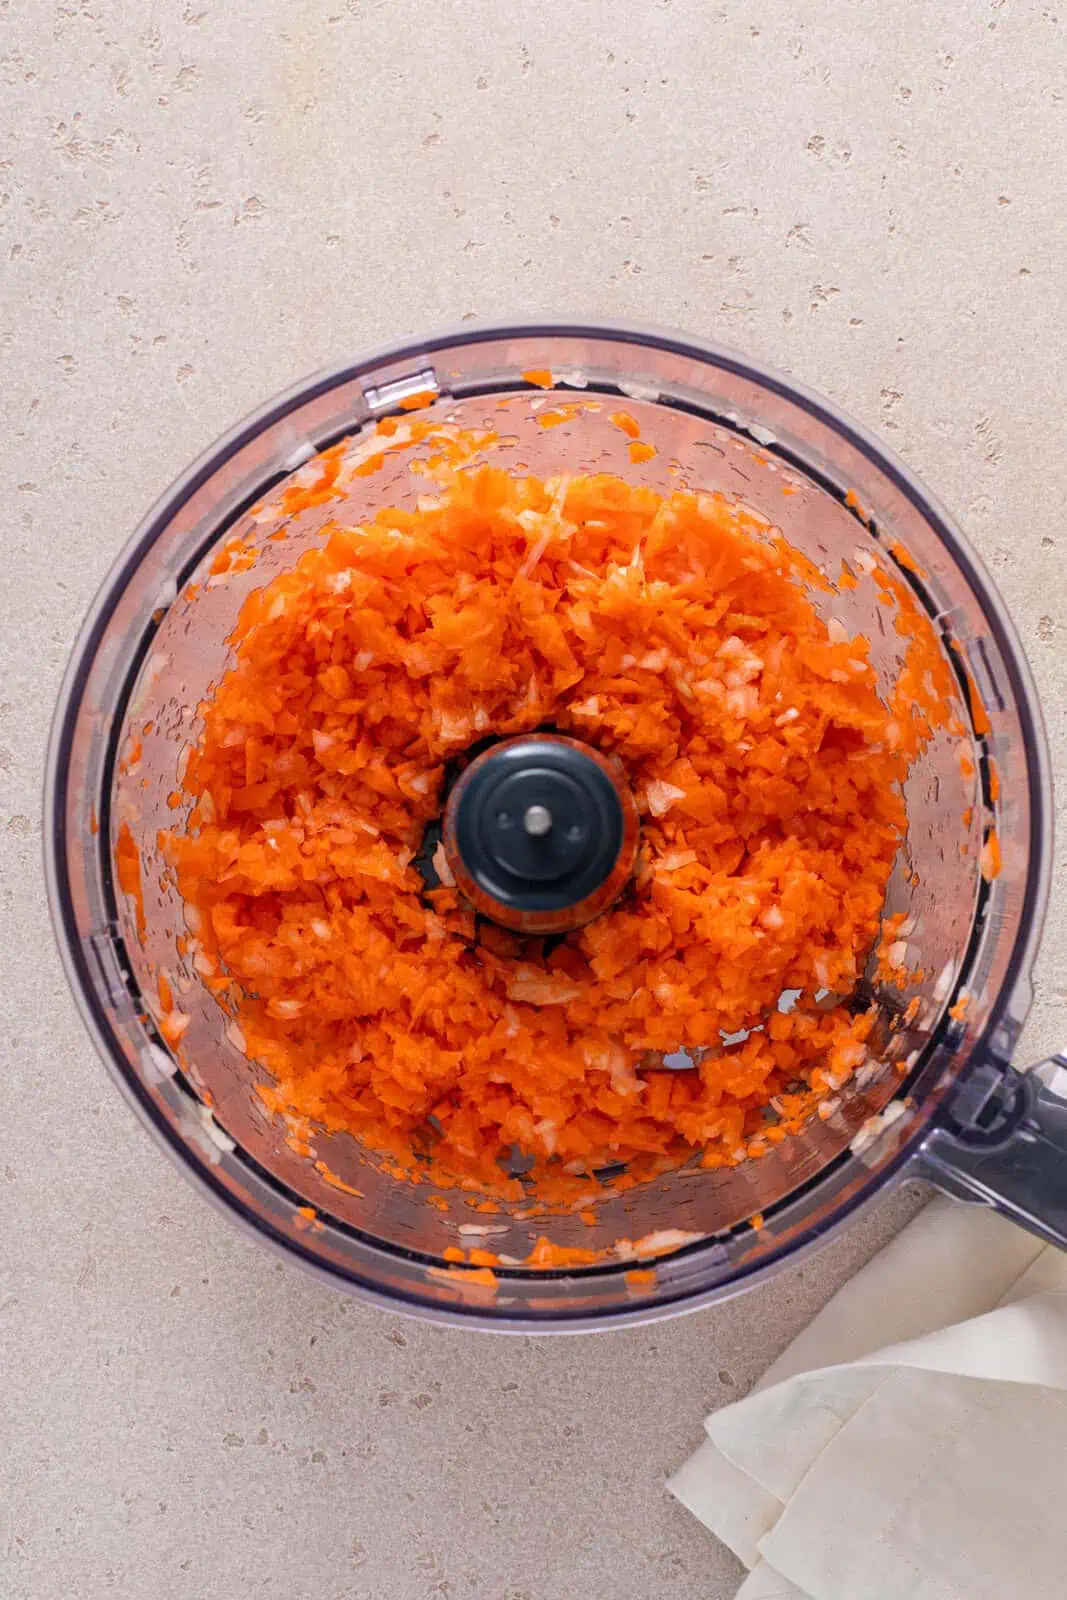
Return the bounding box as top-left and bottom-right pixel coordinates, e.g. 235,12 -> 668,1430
468,1248 -> 501,1267
609,409 -> 641,439
949,642 -> 993,737
889,540 -> 925,577
980,830 -> 1002,883
399,389 -> 437,412
844,488 -> 870,524
428,1264 -> 498,1289
524,1237 -> 604,1268
313,1160 -> 365,1198
116,821 -> 146,942
459,1266 -> 498,1287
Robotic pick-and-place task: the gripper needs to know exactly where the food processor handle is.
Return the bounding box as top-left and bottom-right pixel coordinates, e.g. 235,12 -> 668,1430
917,1056 -> 1067,1250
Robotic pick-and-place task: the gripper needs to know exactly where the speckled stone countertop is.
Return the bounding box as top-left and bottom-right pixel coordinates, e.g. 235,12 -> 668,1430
2,3 -> 1065,1597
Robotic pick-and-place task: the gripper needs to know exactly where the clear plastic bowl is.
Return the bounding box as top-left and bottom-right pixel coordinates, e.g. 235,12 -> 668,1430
45,323 -> 1065,1329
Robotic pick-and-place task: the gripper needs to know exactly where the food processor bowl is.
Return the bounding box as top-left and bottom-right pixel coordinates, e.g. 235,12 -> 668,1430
45,323 -> 1067,1329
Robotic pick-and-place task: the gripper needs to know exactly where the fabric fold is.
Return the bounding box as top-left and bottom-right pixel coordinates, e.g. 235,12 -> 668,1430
668,1197 -> 1067,1600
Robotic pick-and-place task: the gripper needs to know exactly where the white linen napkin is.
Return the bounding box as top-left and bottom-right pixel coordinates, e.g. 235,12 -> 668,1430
668,1196 -> 1067,1599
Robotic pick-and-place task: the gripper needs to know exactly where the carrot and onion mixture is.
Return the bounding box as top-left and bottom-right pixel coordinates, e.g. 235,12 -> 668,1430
161,449 -> 925,1195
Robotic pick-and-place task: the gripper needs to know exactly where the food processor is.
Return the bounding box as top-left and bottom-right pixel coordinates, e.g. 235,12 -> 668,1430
45,322 -> 1067,1329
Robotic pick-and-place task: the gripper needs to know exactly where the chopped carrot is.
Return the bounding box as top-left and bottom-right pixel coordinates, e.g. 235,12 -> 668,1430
313,1160 -> 365,1198
625,1268 -> 657,1289
457,1266 -> 498,1287
844,488 -> 870,524
522,368 -> 555,389
524,1237 -> 604,1268
468,1248 -> 502,1267
628,440 -> 656,464
988,760 -> 1001,803
889,540 -> 925,577
293,1205 -> 324,1232
159,423 -> 952,1199
950,642 -> 993,737
398,389 -> 437,412
159,1009 -> 190,1046
980,830 -> 1002,882
115,820 -> 146,942
427,1264 -> 498,1289
609,409 -> 641,439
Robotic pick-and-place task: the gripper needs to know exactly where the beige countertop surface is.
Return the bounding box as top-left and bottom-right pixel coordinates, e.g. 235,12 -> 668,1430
2,3 -> 1065,1597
